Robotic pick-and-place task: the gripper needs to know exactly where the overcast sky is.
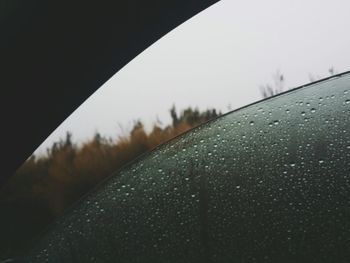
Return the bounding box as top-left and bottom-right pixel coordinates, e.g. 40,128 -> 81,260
34,0 -> 350,156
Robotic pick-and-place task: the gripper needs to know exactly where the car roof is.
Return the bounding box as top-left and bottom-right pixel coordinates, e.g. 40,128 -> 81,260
0,0 -> 219,186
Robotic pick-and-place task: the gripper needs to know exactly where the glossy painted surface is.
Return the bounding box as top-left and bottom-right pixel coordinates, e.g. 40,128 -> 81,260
25,73 -> 350,262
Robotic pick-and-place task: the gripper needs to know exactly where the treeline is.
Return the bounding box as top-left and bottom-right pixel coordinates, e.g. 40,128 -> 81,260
259,68 -> 338,98
0,106 -> 220,260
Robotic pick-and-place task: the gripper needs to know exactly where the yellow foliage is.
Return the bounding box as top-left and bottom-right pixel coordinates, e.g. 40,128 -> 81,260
0,106 -> 221,259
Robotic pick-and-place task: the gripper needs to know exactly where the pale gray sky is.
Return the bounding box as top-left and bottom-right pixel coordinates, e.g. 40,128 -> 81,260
34,0 -> 350,156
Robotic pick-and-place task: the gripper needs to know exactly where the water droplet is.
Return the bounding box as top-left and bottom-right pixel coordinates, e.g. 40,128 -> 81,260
346,99 -> 350,104
310,108 -> 316,113
236,185 -> 241,189
319,160 -> 324,164
273,120 -> 279,125
250,121 -> 255,125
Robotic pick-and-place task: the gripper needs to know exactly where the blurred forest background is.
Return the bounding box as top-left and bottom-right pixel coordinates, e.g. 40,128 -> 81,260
0,106 -> 220,259
0,68 -> 337,260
